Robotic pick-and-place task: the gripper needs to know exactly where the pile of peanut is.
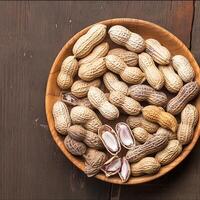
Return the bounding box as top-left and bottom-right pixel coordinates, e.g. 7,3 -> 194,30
52,23 -> 199,183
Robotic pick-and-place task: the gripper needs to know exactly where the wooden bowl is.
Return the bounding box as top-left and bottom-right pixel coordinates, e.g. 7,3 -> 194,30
45,18 -> 200,185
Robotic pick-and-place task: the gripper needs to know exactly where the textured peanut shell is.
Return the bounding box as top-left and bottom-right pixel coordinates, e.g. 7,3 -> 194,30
128,84 -> 168,106
156,127 -> 177,140
70,106 -> 102,133
67,125 -> 104,149
108,48 -> 138,66
132,127 -> 153,143
105,55 -> 145,84
64,135 -> 87,156
78,57 -> 107,81
139,52 -> 164,90
103,72 -> 128,95
131,157 -> 161,176
172,55 -> 195,82
73,24 -> 107,58
126,115 -> 159,133
142,105 -> 178,132
159,65 -> 183,93
52,100 -> 71,135
71,79 -> 101,98
126,131 -> 169,163
88,86 -> 119,120
57,56 -> 78,90
78,42 -> 109,65
155,140 -> 182,165
177,104 -> 199,145
108,25 -> 145,53
167,81 -> 200,115
145,38 -> 171,65
109,91 -> 142,115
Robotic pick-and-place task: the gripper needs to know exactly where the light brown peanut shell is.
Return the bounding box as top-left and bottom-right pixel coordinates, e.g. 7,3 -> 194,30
145,38 -> 171,65
172,55 -> 195,82
142,105 -> 178,132
167,81 -> 200,115
126,131 -> 169,163
103,72 -> 128,95
128,84 -> 168,106
155,140 -> 182,165
108,48 -> 138,66
78,42 -> 109,65
105,55 -> 145,84
73,23 -> 107,58
78,57 -> 107,81
71,79 -> 101,98
159,65 -> 183,93
177,104 -> 199,145
139,52 -> 164,90
131,157 -> 161,176
132,127 -> 153,144
70,106 -> 102,133
109,91 -> 142,115
108,25 -> 145,53
126,115 -> 159,133
64,135 -> 87,156
52,100 -> 71,135
57,56 -> 78,90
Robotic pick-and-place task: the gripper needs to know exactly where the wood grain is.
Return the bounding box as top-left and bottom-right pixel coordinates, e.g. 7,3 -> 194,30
0,1 -> 199,200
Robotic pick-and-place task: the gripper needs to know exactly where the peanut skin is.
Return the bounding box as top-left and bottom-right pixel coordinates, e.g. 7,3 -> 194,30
167,81 -> 200,115
70,106 -> 102,133
57,56 -> 78,90
88,86 -> 119,120
73,24 -> 107,58
177,104 -> 199,145
142,105 -> 178,132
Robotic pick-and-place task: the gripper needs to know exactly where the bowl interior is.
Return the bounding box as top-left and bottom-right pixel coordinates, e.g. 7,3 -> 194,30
45,18 -> 200,185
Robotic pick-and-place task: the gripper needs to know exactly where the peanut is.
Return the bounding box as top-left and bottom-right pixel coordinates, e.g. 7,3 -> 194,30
126,115 -> 159,133
108,25 -> 145,53
64,135 -> 87,156
105,55 -> 145,84
145,38 -> 171,65
108,48 -> 138,67
57,56 -> 78,90
103,72 -> 128,95
78,57 -> 107,81
67,125 -> 104,149
155,140 -> 182,165
131,157 -> 161,176
52,100 -> 71,135
70,106 -> 102,133
88,86 -> 119,120
109,91 -> 142,115
167,81 -> 200,115
128,84 -> 168,106
177,104 -> 199,145
79,42 -> 109,65
156,127 -> 177,140
71,79 -> 101,98
139,52 -> 164,90
73,23 -> 107,58
142,105 -> 178,132
132,127 -> 153,144
172,55 -> 195,82
126,131 -> 169,163
159,65 -> 183,93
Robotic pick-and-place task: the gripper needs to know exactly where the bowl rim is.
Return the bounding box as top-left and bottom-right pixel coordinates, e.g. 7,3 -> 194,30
45,18 -> 200,185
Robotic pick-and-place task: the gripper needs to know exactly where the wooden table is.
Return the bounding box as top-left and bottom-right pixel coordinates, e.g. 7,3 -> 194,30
1,1 -> 200,199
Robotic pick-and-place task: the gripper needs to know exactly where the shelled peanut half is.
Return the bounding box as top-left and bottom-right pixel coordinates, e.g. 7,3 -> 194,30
51,23 -> 200,183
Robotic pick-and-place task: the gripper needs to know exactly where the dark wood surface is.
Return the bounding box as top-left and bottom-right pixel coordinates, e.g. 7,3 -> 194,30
0,1 -> 199,200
